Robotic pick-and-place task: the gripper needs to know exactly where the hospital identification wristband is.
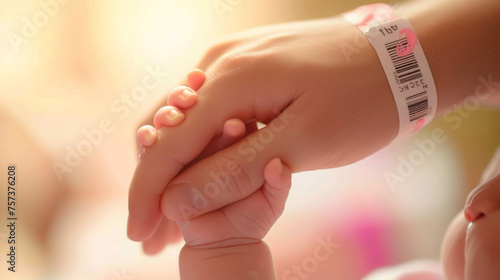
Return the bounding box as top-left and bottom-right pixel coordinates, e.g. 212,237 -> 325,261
343,4 -> 438,138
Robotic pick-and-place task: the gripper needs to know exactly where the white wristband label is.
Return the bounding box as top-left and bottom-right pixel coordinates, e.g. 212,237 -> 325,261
366,18 -> 438,137
344,3 -> 438,138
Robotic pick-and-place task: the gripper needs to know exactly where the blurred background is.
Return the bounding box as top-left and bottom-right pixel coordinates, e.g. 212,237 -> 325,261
0,0 -> 499,279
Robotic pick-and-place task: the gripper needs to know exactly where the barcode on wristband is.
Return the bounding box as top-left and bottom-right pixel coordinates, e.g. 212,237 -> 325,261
385,38 -> 423,84
357,16 -> 438,137
406,91 -> 429,122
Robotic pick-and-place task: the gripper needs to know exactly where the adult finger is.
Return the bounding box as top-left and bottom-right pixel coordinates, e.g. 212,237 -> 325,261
128,61 -> 296,241
160,107 -> 300,222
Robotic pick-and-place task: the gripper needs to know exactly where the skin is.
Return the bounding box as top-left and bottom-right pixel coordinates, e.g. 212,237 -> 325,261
441,212 -> 467,280
136,70 -> 292,253
464,148 -> 500,221
179,241 -> 276,280
441,148 -> 500,280
464,210 -> 500,280
127,0 -> 500,271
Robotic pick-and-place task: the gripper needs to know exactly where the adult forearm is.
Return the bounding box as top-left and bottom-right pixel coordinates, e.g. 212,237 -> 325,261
404,0 -> 500,114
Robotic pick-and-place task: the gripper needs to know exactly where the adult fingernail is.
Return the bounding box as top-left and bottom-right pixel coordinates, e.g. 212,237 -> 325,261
137,125 -> 157,145
180,88 -> 195,99
137,127 -> 156,146
165,108 -> 184,122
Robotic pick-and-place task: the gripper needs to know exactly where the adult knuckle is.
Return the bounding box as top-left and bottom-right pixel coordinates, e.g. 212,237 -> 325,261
215,50 -> 255,73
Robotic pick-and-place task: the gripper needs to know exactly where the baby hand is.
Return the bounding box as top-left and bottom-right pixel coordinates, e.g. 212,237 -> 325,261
176,157 -> 291,248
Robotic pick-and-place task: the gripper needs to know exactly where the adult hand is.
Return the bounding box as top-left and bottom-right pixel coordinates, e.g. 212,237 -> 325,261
128,0 -> 500,251
128,15 -> 399,243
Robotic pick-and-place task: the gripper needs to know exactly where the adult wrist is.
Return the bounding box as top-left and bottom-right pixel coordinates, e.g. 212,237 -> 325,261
402,0 -> 500,115
343,3 -> 438,137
